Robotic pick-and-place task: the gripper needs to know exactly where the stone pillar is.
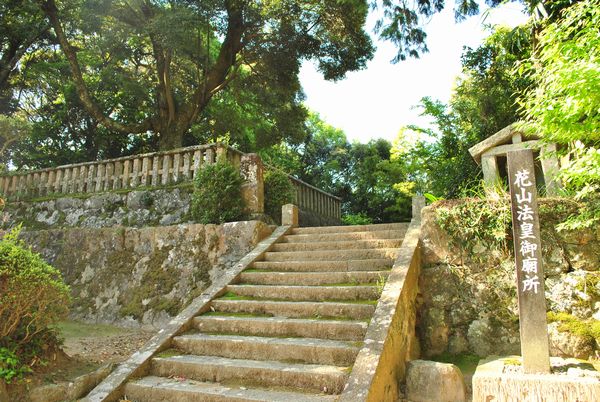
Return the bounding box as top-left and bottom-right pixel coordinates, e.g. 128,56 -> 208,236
412,195 -> 426,221
240,153 -> 265,215
540,143 -> 562,196
282,204 -> 299,227
481,155 -> 501,190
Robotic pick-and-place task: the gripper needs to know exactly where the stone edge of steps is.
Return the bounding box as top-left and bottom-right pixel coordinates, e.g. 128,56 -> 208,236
80,225 -> 293,402
337,218 -> 422,402
124,375 -> 339,402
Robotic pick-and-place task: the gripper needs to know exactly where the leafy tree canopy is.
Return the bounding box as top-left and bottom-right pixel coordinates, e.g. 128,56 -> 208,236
33,0 -> 375,150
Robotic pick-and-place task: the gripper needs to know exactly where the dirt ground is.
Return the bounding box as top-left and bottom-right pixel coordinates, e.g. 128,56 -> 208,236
59,321 -> 154,365
5,321 -> 154,401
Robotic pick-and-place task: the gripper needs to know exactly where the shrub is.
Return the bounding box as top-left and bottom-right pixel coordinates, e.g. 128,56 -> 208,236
264,169 -> 295,224
342,213 -> 373,226
190,161 -> 245,224
0,226 -> 70,382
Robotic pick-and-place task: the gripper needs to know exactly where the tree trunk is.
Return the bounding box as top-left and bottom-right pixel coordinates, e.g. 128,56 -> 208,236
158,126 -> 184,151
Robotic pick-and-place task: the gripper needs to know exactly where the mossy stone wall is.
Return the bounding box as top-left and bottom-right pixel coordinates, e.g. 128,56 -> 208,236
418,199 -> 599,360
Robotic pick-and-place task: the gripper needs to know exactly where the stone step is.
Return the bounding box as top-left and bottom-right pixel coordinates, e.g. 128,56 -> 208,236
291,223 -> 408,235
173,334 -> 359,366
271,239 -> 404,252
238,271 -> 389,286
124,376 -> 337,402
281,229 -> 407,243
226,284 -> 380,302
251,259 -> 393,272
150,355 -> 348,394
262,248 -> 398,262
193,316 -> 367,341
210,299 -> 375,320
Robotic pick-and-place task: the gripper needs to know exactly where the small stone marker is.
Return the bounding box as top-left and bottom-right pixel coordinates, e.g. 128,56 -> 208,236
507,149 -> 551,374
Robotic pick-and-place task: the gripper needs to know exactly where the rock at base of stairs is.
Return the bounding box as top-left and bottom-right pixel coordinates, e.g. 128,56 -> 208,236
406,360 -> 467,402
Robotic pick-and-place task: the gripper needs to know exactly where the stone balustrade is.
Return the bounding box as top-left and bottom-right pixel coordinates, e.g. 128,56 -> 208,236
0,144 -> 341,225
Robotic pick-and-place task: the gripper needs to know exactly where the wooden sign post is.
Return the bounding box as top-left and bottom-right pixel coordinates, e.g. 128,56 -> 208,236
507,149 -> 551,374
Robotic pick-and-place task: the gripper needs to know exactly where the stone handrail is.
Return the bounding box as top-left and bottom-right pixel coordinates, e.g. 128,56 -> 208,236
288,176 -> 342,223
0,144 -> 235,199
264,163 -> 342,225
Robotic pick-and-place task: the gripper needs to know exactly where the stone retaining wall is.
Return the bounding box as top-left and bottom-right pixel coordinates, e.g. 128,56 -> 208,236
2,187 -> 194,230
21,221 -> 272,328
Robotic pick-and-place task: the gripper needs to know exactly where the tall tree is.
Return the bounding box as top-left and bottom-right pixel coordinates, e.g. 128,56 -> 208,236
38,0 -> 374,150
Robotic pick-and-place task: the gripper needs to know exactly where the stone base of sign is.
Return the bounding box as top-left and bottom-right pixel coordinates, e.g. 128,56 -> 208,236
473,356 -> 600,402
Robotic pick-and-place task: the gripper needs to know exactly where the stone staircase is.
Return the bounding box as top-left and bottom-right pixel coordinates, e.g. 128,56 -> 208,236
122,223 -> 409,401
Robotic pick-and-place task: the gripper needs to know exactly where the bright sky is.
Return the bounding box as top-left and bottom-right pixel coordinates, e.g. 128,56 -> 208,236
299,2 -> 529,143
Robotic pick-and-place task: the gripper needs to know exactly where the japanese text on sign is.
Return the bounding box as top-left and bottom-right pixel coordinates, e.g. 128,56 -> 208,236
514,169 -> 540,294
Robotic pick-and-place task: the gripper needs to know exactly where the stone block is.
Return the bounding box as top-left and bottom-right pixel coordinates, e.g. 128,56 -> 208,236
473,356 -> 600,402
282,204 -> 299,227
406,360 -> 467,402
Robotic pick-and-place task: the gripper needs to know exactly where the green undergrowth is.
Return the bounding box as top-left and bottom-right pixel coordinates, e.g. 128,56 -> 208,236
202,311 -> 367,322
202,311 -> 272,319
430,352 -> 481,376
217,292 -> 378,305
547,312 -> 600,343
156,348 -> 185,358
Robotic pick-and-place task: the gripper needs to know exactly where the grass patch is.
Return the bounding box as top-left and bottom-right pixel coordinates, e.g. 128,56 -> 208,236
53,320 -> 133,339
202,311 -> 273,318
241,268 -> 265,273
430,352 -> 481,376
327,282 -> 379,287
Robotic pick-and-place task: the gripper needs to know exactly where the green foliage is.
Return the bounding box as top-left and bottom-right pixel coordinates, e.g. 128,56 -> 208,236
403,25 -> 533,197
520,0 -> 600,144
519,0 -> 600,230
342,213 -> 373,226
190,161 -> 245,224
434,199 -> 512,260
0,226 -> 70,382
264,169 -> 295,225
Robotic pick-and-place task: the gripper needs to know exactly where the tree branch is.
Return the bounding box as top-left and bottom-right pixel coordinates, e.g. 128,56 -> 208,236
40,0 -> 153,135
184,0 -> 246,125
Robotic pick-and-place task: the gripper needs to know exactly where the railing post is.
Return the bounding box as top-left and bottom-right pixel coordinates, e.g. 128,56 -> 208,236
412,195 -> 426,221
240,153 -> 265,216
282,204 -> 299,227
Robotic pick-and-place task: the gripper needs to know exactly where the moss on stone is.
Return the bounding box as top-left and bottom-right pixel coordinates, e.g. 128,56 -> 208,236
118,246 -> 180,319
547,312 -> 600,343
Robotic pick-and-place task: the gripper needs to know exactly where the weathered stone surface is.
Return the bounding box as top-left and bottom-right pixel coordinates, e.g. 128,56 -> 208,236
473,357 -> 600,402
406,360 -> 466,402
20,221 -> 272,328
418,202 -> 600,359
2,187 -> 194,230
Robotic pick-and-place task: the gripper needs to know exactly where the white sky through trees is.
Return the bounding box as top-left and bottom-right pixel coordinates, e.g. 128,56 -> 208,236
299,3 -> 529,143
